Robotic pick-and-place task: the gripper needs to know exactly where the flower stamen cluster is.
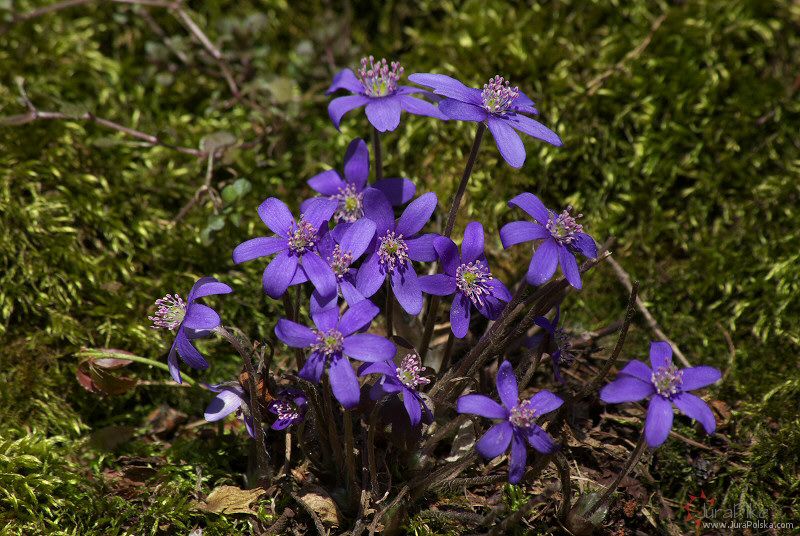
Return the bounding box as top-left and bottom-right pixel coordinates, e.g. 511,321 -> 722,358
328,244 -> 354,279
509,399 -> 538,429
378,231 -> 409,273
546,206 -> 583,246
481,75 -> 519,115
288,217 -> 318,254
311,328 -> 344,356
271,399 -> 302,421
149,294 -> 186,330
332,183 -> 365,224
396,353 -> 430,389
652,361 -> 684,398
456,261 -> 493,306
358,56 -> 403,97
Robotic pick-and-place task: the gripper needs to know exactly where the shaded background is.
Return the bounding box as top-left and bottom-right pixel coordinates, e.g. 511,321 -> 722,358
1,0 -> 798,533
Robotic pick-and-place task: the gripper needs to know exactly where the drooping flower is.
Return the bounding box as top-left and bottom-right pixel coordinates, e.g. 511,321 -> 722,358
275,300 -> 396,409
310,217 -> 376,313
304,138 -> 416,224
356,190 -> 439,315
528,307 -> 575,383
499,192 -> 597,289
408,73 -> 561,168
233,197 -> 338,300
359,353 -> 433,427
149,276 -> 232,384
203,381 -> 256,438
267,388 -> 307,430
457,361 -> 562,484
418,222 -> 512,338
599,341 -> 722,448
327,56 -> 448,132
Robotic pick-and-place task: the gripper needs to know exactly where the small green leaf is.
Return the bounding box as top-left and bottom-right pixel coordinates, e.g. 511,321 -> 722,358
232,178 -> 252,197
221,185 -> 239,203
207,214 -> 226,231
199,131 -> 237,153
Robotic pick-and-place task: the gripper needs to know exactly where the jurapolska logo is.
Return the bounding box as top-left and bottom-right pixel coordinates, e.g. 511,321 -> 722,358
681,490 -> 715,530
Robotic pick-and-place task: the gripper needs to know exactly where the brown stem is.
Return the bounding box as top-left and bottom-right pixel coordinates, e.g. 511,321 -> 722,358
585,433 -> 648,519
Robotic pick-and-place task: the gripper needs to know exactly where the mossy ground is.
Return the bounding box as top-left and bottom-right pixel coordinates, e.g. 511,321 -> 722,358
1,0 -> 798,534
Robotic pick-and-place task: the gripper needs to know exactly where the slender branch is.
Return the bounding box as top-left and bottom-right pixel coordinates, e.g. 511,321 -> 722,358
554,452 -> 572,521
0,0 -> 95,35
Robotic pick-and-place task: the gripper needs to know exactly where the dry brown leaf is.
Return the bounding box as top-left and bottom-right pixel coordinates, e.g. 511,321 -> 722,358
198,485 -> 265,515
296,484 -> 342,527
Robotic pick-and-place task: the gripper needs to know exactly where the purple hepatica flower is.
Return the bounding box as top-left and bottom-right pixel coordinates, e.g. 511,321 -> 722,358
529,307 -> 575,383
305,138 -> 416,225
457,361 -> 563,484
310,217 -> 376,314
267,388 -> 307,430
327,56 -> 448,132
600,341 -> 722,448
359,353 -> 433,427
149,276 -> 232,384
408,73 -> 561,168
418,221 -> 512,338
275,300 -> 396,409
499,192 -> 597,289
204,382 -> 256,438
356,190 -> 439,315
233,197 -> 339,300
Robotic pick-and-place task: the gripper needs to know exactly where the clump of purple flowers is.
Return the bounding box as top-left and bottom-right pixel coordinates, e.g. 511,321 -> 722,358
600,341 -> 721,447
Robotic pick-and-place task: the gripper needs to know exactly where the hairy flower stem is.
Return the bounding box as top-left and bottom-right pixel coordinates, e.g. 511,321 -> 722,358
518,343 -> 546,392
438,332 -> 456,372
367,396 -> 390,498
344,409 -> 358,508
555,452 -> 572,521
373,126 -> 383,183
585,432 -> 647,520
283,293 -> 305,369
419,123 -> 486,361
386,281 -> 394,338
298,379 -> 332,466
213,326 -> 271,485
322,379 -> 346,475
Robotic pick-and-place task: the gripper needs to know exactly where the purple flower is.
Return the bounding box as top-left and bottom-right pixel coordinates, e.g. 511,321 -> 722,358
233,197 -> 338,300
310,217 -> 376,314
356,190 -> 439,315
203,382 -> 256,438
529,307 -> 575,383
499,193 -> 597,289
304,138 -> 416,224
359,353 -> 433,427
599,341 -> 722,448
267,388 -> 307,430
457,361 -> 563,484
408,73 -> 561,168
418,222 -> 512,338
274,300 -> 396,409
149,276 -> 232,384
327,56 -> 448,132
